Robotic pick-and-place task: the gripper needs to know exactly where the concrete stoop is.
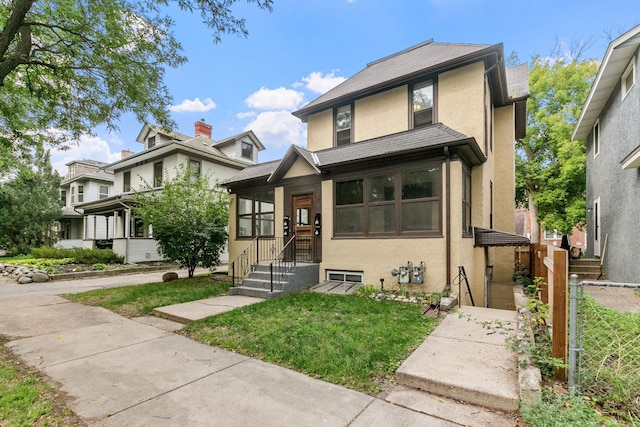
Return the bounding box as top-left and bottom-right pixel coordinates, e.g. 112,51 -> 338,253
230,263 -> 319,299
396,306 -> 521,413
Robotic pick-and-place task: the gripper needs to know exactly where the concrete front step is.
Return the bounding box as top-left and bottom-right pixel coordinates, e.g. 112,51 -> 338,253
229,286 -> 283,300
386,387 -> 516,426
396,306 -> 519,412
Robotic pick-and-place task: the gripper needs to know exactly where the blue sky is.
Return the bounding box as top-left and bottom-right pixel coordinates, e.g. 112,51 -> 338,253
50,0 -> 639,174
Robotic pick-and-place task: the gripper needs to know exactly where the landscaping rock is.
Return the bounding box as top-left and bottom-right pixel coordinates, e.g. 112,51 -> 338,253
17,276 -> 33,284
31,272 -> 50,283
440,294 -> 458,311
162,271 -> 179,282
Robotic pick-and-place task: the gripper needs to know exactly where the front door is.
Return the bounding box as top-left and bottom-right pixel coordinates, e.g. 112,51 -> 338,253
293,194 -> 314,262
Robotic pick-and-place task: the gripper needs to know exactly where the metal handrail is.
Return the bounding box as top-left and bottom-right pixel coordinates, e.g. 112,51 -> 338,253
230,237 -> 284,287
269,235 -> 297,292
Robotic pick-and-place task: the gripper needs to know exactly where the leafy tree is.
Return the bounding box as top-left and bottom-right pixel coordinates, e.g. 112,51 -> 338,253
0,0 -> 272,171
132,165 -> 228,277
0,141 -> 62,254
516,53 -> 597,241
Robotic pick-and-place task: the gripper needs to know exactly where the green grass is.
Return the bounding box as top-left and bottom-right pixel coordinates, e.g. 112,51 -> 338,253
182,292 -> 438,395
63,276 -> 229,318
0,340 -> 82,426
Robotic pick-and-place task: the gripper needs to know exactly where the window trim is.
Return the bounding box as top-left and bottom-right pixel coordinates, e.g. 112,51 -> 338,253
410,79 -> 436,129
236,189 -> 276,239
593,120 -> 600,159
622,57 -> 635,100
333,163 -> 442,238
153,161 -> 163,188
123,171 -> 131,192
147,135 -> 156,149
77,185 -> 84,203
326,270 -> 363,283
241,141 -> 253,160
188,159 -> 201,184
334,103 -> 353,146
99,185 -> 109,200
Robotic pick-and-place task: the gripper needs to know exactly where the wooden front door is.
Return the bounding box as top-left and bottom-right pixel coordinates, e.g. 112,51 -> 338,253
293,194 -> 314,262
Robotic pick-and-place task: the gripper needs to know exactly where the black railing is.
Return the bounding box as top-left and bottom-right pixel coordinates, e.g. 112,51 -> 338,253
269,235 -> 315,292
230,237 -> 284,287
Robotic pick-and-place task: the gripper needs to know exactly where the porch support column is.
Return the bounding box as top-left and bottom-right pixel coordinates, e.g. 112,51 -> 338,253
82,215 -> 87,240
93,215 -> 97,240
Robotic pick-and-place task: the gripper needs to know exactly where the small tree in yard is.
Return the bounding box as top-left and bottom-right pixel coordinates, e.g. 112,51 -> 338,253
132,165 -> 228,278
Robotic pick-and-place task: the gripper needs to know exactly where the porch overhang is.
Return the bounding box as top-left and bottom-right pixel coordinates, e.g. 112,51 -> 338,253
473,227 -> 530,247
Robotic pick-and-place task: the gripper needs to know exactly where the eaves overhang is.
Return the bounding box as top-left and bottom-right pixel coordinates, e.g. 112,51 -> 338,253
474,227 -> 531,247
573,24 -> 640,141
621,144 -> 640,169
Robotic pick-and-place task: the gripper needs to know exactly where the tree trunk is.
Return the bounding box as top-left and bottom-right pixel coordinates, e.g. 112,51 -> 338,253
528,191 -> 540,243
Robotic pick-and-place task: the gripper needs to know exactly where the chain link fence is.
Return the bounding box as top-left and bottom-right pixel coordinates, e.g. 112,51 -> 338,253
569,277 -> 640,423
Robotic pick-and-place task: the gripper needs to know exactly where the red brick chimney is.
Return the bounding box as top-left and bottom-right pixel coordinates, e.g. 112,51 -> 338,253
194,119 -> 212,138
121,149 -> 135,159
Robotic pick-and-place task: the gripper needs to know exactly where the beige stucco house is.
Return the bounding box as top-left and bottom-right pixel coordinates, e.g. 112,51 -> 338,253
76,120 -> 264,264
225,40 -> 529,306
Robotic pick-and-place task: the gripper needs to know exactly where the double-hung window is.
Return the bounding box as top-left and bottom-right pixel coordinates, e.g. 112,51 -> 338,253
189,159 -> 201,184
153,162 -> 163,187
335,165 -> 441,237
335,104 -> 352,146
411,80 -> 434,128
237,190 -> 275,237
241,142 -> 253,160
123,171 -> 131,192
77,185 -> 84,203
99,185 -> 109,200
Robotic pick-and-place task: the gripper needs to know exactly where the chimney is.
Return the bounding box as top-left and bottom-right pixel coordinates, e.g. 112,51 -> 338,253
121,149 -> 135,159
195,119 -> 212,138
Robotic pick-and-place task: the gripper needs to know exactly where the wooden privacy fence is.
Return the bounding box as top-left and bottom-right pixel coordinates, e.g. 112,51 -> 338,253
530,243 -> 569,380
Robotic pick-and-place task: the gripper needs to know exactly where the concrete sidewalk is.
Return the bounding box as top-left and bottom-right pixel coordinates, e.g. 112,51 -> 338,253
1,271 -> 520,426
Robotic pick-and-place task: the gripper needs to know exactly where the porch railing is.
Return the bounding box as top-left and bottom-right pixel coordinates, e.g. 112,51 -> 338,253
230,237 -> 284,287
269,235 -> 315,292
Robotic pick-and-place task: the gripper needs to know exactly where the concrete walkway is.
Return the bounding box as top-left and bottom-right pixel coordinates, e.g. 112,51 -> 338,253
0,271 -> 519,426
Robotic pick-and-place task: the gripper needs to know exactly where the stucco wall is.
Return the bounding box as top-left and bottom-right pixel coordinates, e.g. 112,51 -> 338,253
438,61 -> 486,149
586,50 -> 640,282
283,158 -> 317,179
354,86 -> 408,141
306,109 -> 333,151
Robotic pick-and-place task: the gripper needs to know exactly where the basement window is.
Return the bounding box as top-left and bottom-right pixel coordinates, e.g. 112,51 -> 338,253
326,270 -> 363,283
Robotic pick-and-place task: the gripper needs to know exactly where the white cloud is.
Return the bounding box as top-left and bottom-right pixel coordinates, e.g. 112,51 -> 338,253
169,97 -> 217,113
245,87 -> 305,110
49,135 -> 122,176
245,111 -> 306,148
301,71 -> 346,94
236,111 -> 257,119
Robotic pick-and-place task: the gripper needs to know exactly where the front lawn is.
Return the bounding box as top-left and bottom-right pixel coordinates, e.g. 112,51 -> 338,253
182,292 -> 438,395
63,277 -> 229,318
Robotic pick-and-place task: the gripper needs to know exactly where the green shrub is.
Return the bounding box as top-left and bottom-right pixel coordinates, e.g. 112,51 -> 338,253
354,284 -> 378,298
30,246 -> 73,259
71,248 -> 124,265
91,263 -> 107,271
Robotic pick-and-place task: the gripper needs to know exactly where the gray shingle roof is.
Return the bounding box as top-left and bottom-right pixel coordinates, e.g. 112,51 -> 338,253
314,124 -> 472,167
293,41 -> 498,119
474,227 -> 531,247
225,124 -> 485,186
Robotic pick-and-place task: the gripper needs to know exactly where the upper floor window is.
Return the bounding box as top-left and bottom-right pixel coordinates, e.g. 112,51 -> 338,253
71,187 -> 75,204
622,57 -> 635,100
189,159 -> 201,185
60,190 -> 67,207
99,185 -> 109,200
411,80 -> 434,128
241,142 -> 253,159
544,230 -> 561,240
123,171 -> 131,192
335,104 -> 352,146
237,190 -> 275,238
153,161 -> 163,187
593,120 -> 600,158
77,185 -> 84,203
148,135 -> 156,149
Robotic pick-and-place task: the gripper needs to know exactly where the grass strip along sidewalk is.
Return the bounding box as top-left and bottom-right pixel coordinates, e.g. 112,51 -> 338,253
65,278 -> 438,396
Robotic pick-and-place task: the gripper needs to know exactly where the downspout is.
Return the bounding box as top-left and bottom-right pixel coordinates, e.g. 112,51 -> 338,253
118,200 -> 131,264
444,146 -> 451,293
